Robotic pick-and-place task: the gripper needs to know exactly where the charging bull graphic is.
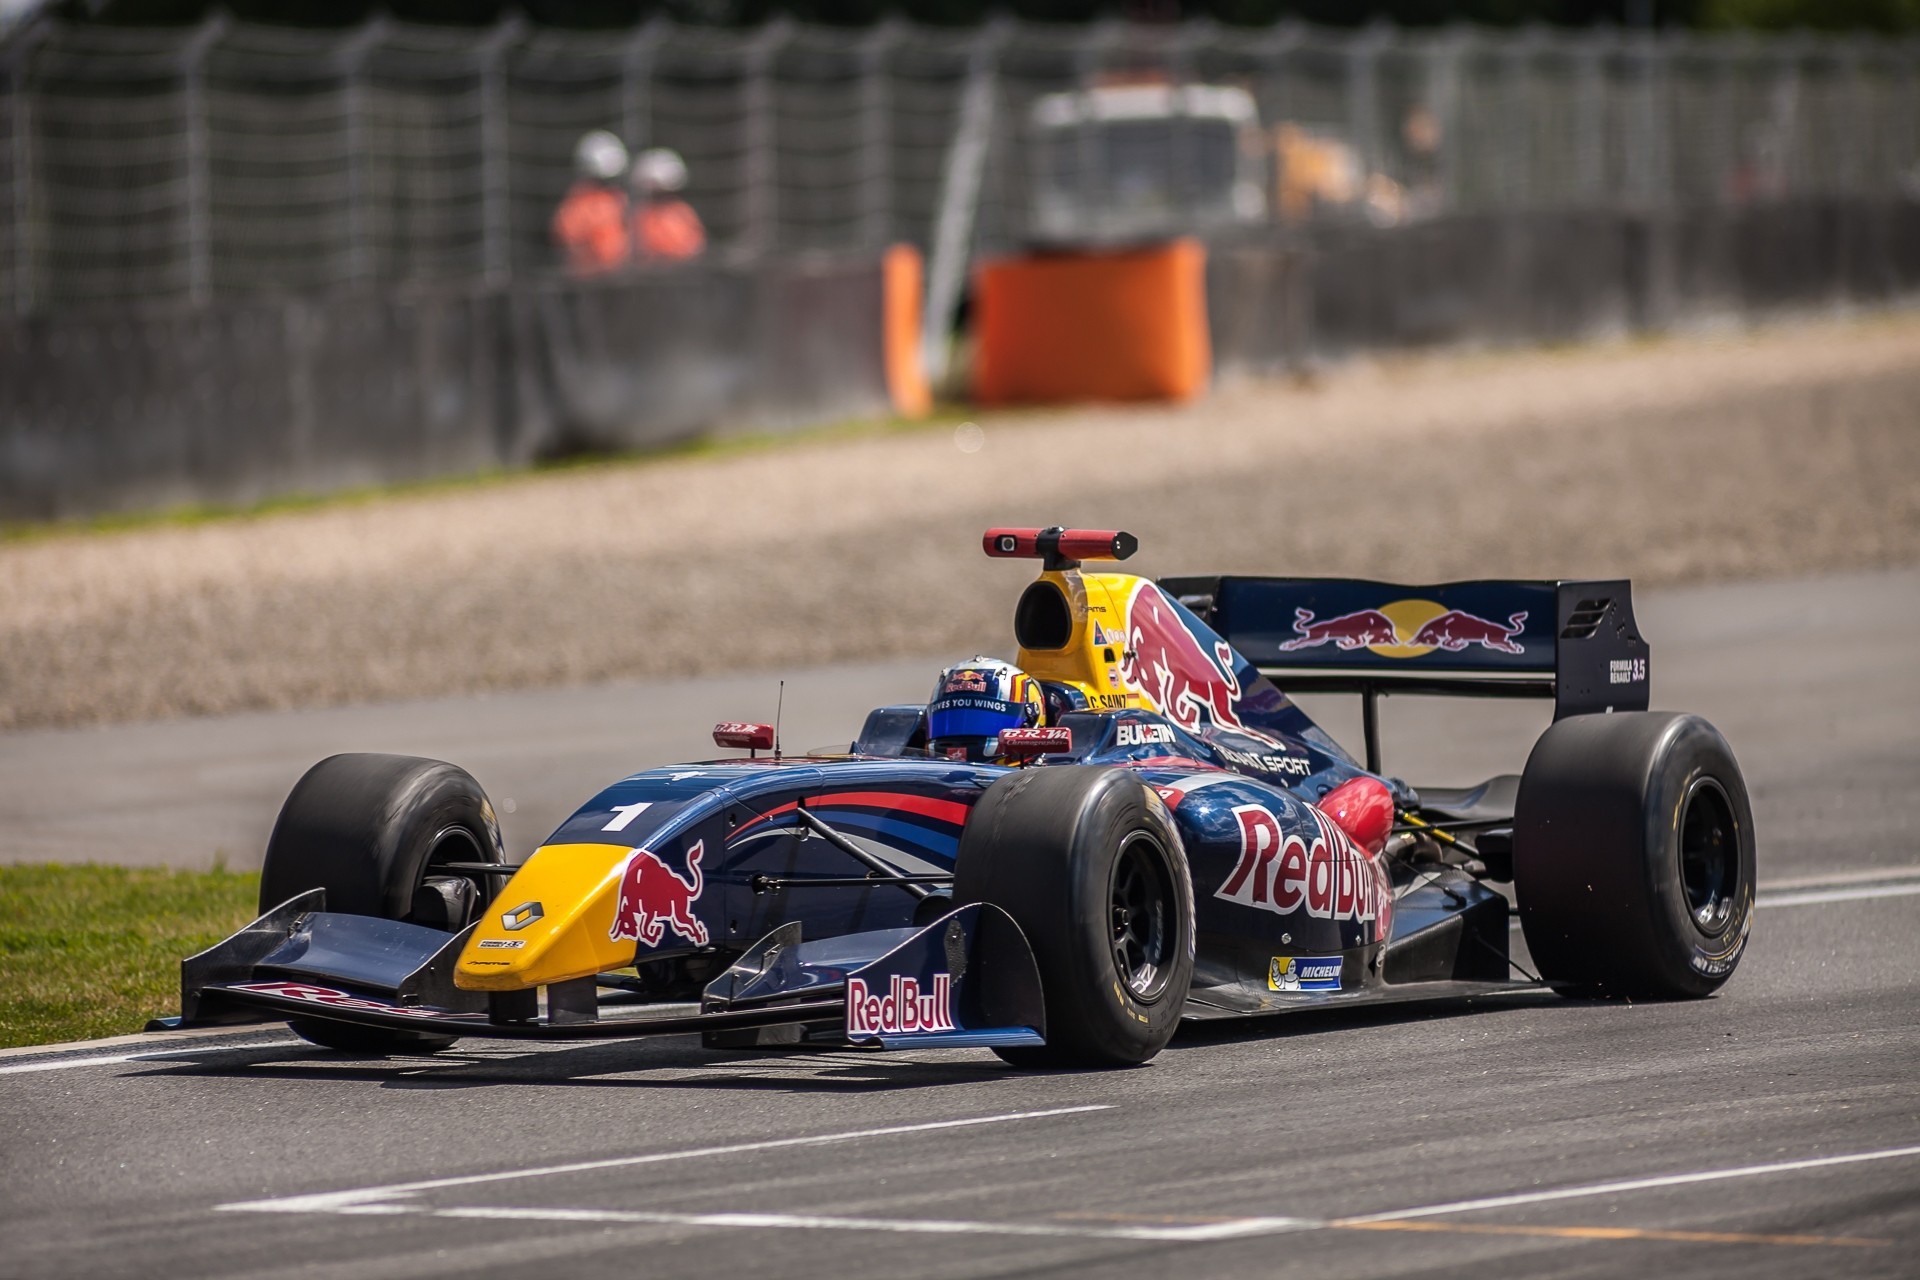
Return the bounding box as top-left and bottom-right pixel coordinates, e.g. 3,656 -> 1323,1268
1408,609 -> 1527,654
1280,604 -> 1529,656
1278,608 -> 1398,652
1121,583 -> 1246,733
609,841 -> 709,947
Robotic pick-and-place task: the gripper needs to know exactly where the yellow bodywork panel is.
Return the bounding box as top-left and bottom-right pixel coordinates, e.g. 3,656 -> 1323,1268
454,843 -> 637,991
1016,568 -> 1150,714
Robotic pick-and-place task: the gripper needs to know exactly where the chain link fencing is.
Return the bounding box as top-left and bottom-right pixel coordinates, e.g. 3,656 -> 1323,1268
3,17 -> 1917,317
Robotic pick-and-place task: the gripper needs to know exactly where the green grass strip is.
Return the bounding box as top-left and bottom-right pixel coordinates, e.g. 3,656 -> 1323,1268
0,863 -> 260,1049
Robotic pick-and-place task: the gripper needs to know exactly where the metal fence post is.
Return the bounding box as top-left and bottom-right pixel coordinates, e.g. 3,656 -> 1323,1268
340,18 -> 385,288
620,14 -> 666,150
1432,26 -> 1466,214
740,19 -> 790,258
857,19 -> 899,250
1347,21 -> 1390,187
5,19 -> 49,317
921,18 -> 1006,387
180,15 -> 227,305
1574,36 -> 1604,205
476,17 -> 523,288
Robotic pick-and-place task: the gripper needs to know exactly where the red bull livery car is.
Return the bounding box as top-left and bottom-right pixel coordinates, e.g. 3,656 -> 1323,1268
170,527 -> 1755,1067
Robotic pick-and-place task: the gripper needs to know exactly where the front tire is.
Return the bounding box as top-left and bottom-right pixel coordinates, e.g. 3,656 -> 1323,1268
260,753 -> 506,1053
955,767 -> 1194,1067
1514,712 -> 1755,999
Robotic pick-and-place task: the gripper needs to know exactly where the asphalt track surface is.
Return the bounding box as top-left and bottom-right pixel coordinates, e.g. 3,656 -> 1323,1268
2,568 -> 1917,1279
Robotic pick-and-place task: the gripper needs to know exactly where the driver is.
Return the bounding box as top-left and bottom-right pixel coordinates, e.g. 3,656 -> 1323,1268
926,658 -> 1047,763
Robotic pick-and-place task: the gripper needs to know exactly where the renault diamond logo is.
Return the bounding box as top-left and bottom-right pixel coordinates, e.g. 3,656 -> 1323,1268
501,901 -> 543,931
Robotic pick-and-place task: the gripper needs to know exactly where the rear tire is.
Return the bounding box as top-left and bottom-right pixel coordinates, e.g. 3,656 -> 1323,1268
954,767 -> 1194,1067
1514,712 -> 1755,999
261,753 -> 506,1053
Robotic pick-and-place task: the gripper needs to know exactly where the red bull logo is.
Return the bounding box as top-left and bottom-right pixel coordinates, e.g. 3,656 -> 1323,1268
1280,600 -> 1528,658
1216,804 -> 1388,932
609,841 -> 709,948
845,972 -> 955,1037
1120,582 -> 1246,733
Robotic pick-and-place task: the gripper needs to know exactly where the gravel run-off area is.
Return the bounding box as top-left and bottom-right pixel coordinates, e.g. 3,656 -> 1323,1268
4,311 -> 1919,731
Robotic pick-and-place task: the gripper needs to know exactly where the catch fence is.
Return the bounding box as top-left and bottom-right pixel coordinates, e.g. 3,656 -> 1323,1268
2,17 -> 1917,317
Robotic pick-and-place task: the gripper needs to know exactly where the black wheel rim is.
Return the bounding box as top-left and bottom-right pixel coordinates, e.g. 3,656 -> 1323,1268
1109,831 -> 1177,1004
1678,777 -> 1739,936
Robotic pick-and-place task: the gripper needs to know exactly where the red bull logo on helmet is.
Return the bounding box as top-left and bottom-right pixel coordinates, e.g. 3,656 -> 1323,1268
845,972 -> 955,1037
1280,599 -> 1527,658
1120,582 -> 1247,733
609,841 -> 709,948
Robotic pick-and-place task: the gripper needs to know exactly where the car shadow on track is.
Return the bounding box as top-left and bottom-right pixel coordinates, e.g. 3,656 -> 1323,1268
122,1036 -> 1026,1094
124,992 -> 1573,1091
1160,989 -> 1569,1056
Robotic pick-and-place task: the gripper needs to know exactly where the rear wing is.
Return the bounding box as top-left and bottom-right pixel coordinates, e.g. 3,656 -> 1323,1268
1160,576 -> 1649,771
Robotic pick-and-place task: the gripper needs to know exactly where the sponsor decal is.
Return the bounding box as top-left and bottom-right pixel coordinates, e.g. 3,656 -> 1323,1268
1268,956 -> 1342,992
1279,600 -> 1528,658
1120,582 -> 1247,733
1115,721 -> 1176,748
230,981 -> 445,1019
477,938 -> 524,950
845,973 -> 956,1037
609,841 -> 709,947
1214,744 -> 1313,777
997,726 -> 1072,758
1689,895 -> 1751,976
501,901 -> 543,931
943,669 -> 990,694
1610,657 -> 1648,685
1216,804 -> 1386,926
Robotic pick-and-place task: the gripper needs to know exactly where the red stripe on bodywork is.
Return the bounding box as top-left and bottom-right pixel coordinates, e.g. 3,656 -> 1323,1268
735,790 -> 973,835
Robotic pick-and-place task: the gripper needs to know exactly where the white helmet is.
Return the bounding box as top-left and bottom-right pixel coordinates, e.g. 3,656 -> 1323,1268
574,130 -> 629,182
632,147 -> 689,194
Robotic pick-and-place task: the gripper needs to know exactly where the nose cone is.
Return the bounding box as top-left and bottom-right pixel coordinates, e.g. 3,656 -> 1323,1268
455,843 -> 636,991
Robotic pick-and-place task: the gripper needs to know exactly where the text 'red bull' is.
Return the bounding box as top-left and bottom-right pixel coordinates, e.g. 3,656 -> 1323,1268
1120,582 -> 1246,733
845,973 -> 955,1037
1216,804 -> 1387,929
609,841 -> 709,947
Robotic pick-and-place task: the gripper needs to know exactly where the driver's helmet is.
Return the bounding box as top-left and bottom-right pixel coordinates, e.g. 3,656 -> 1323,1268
926,658 -> 1047,764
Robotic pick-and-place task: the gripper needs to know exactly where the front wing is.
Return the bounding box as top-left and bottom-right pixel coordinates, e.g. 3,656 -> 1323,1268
178,891 -> 1046,1049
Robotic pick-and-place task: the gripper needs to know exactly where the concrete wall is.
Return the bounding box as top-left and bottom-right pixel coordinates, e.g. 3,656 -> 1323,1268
1,253 -> 895,521
1209,198 -> 1920,379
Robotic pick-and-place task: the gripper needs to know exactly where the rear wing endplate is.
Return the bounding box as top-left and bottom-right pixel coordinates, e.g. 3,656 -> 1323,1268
1160,576 -> 1649,771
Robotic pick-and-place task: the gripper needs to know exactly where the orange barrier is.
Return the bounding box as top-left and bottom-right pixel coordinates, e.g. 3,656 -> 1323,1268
883,243 -> 932,418
973,238 -> 1210,405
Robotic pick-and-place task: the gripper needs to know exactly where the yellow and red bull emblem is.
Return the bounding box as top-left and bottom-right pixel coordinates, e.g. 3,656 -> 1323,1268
608,841 -> 708,947
1280,600 -> 1527,657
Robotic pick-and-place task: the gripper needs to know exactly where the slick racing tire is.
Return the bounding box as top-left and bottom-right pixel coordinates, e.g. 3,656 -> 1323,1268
955,767 -> 1194,1068
1513,712 -> 1755,999
260,753 -> 506,1053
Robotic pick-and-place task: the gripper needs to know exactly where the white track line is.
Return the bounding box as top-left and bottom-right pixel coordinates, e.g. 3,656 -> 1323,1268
219,1106 -> 1112,1214
223,1140 -> 1920,1246
0,1041 -> 292,1076
1338,1143 -> 1920,1224
1758,883 -> 1920,909
426,1205 -> 1315,1242
1508,877 -> 1920,929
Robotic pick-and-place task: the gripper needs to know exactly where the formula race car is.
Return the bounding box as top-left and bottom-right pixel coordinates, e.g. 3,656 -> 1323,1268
172,527 -> 1755,1066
